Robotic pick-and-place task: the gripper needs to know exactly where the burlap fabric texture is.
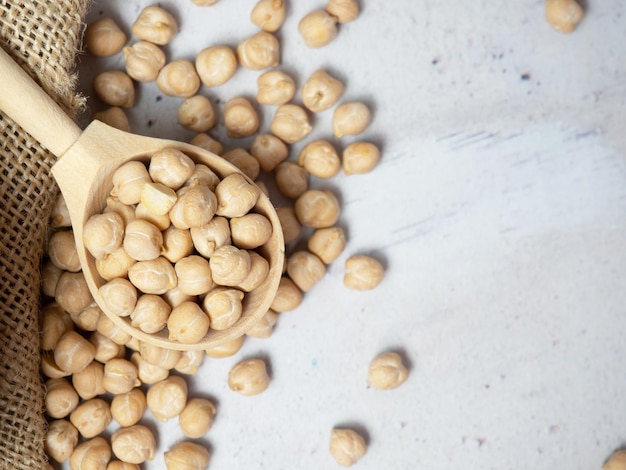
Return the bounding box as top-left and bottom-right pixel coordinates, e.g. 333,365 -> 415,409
0,0 -> 88,468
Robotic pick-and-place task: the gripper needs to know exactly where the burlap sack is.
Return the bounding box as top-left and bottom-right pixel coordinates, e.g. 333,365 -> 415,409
0,0 -> 88,468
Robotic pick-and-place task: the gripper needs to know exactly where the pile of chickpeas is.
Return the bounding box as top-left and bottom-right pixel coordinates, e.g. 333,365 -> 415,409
40,1 -> 409,469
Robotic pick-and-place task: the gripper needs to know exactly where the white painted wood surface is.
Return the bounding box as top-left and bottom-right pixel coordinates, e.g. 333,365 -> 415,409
68,1 -> 626,468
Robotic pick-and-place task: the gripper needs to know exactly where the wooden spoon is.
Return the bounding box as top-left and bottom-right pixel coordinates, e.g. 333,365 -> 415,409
0,47 -> 284,351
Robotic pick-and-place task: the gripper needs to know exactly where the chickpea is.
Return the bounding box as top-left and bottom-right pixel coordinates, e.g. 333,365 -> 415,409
136,202 -> 172,231
210,244 -> 251,286
270,104 -> 312,144
250,133 -> 288,171
157,59 -> 201,98
326,0 -> 360,23
179,398 -> 217,438
71,303 -> 103,332
164,441 -> 211,470
202,287 -> 244,330
41,303 -> 73,351
123,41 -> 166,82
70,398 -> 112,438
50,194 -> 71,228
149,147 -> 196,190
185,163 -> 221,190
111,425 -> 156,464
190,133 -> 223,156
130,352 -> 170,385
41,352 -> 71,379
190,216 -> 231,258
85,17 -> 127,57
294,189 -> 340,228
238,251 -> 270,292
98,278 -> 138,317
140,182 -> 177,217
93,107 -> 132,132
83,211 -> 125,260
131,5 -> 178,45
139,342 -> 182,370
343,255 -> 384,290
103,358 -> 140,394
302,69 -> 344,113
178,95 -> 217,132
228,358 -> 270,396
120,219 -> 161,262
223,148 -> 261,181
275,208 -> 300,245
42,259 -> 63,297
45,419 -> 79,463
298,10 -> 338,48
224,97 -> 260,138
129,294 -> 170,334
246,309 -> 278,338
111,388 -> 147,427
298,140 -> 341,178
333,101 -> 371,137
287,250 -> 326,292
215,173 -> 261,218
113,161 -> 152,206
229,213 -> 273,250
159,226 -> 192,264
193,0 -> 219,5
251,0 -> 287,32
367,351 -> 409,390
275,161 -> 309,199
55,272 -> 94,315
329,428 -> 367,466
270,276 -> 303,312
168,301 -> 211,344
48,230 -> 80,272
69,437 -> 111,470
545,0 -> 584,33
174,349 -> 206,375
147,375 -> 188,422
174,255 -> 213,296
169,184 -> 217,229
72,361 -> 106,400
45,378 -> 79,419
94,70 -> 135,108
237,31 -> 280,70
127,257 -> 177,295
54,330 -> 96,374
343,142 -> 380,174
96,314 -> 133,345
90,331 -> 126,363
195,45 -> 238,87
96,246 -> 136,281
105,196 -> 137,226
108,462 -> 140,470
256,70 -> 296,106
604,450 -> 626,470
308,226 -> 346,264
205,335 -> 245,358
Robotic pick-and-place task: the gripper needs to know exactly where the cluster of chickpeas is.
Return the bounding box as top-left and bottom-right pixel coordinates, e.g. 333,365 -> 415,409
37,1 -> 413,469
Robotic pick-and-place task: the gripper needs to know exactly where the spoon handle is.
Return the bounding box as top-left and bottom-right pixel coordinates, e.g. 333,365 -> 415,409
0,46 -> 82,157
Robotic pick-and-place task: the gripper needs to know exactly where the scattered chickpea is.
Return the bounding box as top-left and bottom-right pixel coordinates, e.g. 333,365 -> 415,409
251,0 -> 287,32
270,276 -> 303,312
127,257 -> 178,295
202,286 -> 244,330
193,0 -> 219,5
178,95 -> 217,132
50,194 -> 71,228
139,342 -> 182,370
329,428 -> 367,466
238,251 -> 270,292
294,189 -> 340,228
250,133 -> 288,171
179,398 -> 217,438
228,358 -> 270,396
96,246 -> 136,281
110,388 -> 147,428
237,31 -> 280,70
230,213 -> 273,249
72,360 -> 106,400
45,377 -> 79,419
42,260 -> 63,298
274,161 -> 309,199
367,351 -> 409,390
604,450 -> 626,470
205,335 -> 245,358
123,41 -> 166,82
93,107 -> 132,132
90,331 -> 126,363
175,255 -> 214,296
301,69 -> 344,113
168,301 -> 211,344
270,104 -> 312,144
83,211 -> 125,260
333,101 -> 371,137
190,133 -> 224,156
69,437 -> 111,470
130,294 -> 171,334
130,351 -> 170,385
286,250 -> 326,292
246,309 -> 278,338
298,140 -> 341,178
298,10 -> 338,48
103,358 -> 141,394
222,148 -> 261,181
41,352 -> 71,380
69,398 -> 112,438
85,17 -> 127,57
147,375 -> 188,422
157,59 -> 201,98
174,349 -> 206,375
40,303 -> 74,351
55,271 -> 94,315
131,5 -> 178,45
343,255 -> 384,290
164,441 -> 211,470
98,278 -> 138,317
308,226 -> 346,264
276,207 -> 302,245
256,70 -> 296,106
224,97 -> 260,138
111,425 -> 156,464
54,330 -> 96,374
195,45 -> 238,87
94,70 -> 135,108
45,419 -> 79,463
190,216 -> 231,258
545,0 -> 584,33
342,141 -> 380,174
215,173 -> 261,218
326,0 -> 360,23
71,303 -> 103,332
209,244 -> 252,286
